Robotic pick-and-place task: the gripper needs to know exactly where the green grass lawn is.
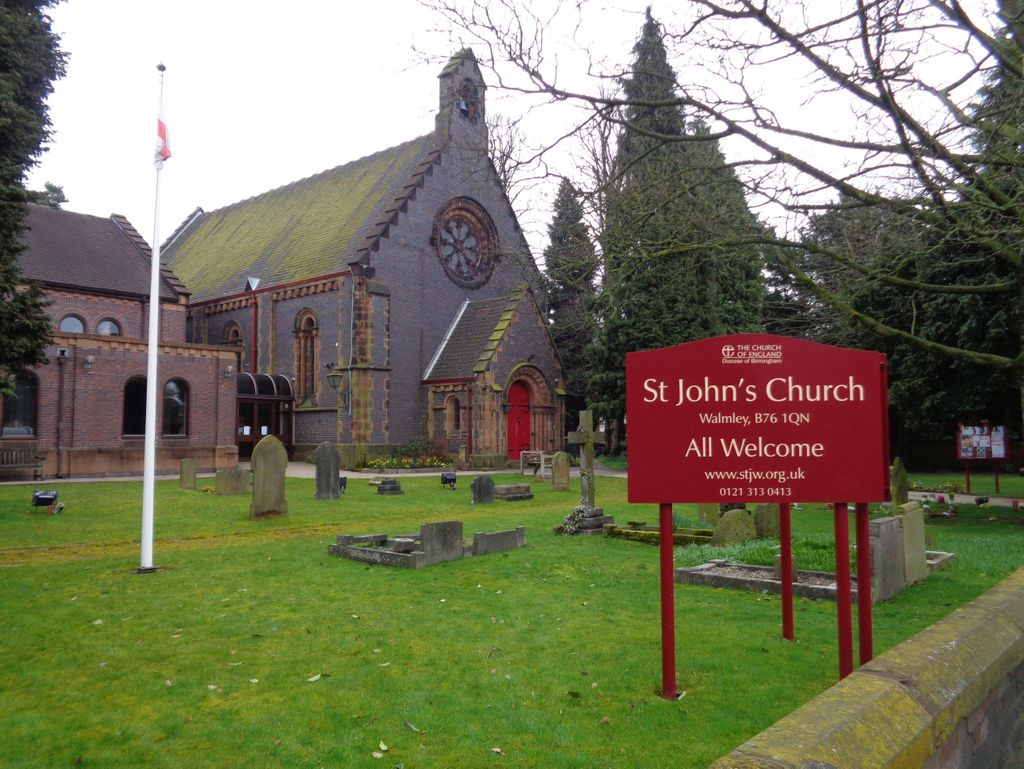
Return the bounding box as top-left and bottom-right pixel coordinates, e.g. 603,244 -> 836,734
1,472 -> 1021,768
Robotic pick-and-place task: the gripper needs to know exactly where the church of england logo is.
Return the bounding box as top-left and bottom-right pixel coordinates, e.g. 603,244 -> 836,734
721,341 -> 783,365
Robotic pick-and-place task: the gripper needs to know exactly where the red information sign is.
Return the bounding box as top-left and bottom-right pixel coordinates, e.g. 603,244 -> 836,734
626,334 -> 890,503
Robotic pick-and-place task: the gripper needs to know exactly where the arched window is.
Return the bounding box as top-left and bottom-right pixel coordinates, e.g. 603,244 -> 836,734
446,396 -> 462,435
223,321 -> 245,369
123,376 -> 147,436
97,319 -> 121,336
59,315 -> 85,333
295,310 -> 318,399
163,378 -> 189,436
1,373 -> 37,437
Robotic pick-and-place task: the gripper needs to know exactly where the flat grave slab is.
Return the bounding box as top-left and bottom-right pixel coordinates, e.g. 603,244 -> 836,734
328,520 -> 526,569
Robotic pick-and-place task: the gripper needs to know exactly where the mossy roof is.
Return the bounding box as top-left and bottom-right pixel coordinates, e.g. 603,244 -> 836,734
425,287 -> 528,380
163,135 -> 440,302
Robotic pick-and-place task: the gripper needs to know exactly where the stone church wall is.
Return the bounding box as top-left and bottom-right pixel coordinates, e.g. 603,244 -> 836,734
270,289 -> 340,402
371,141 -> 544,453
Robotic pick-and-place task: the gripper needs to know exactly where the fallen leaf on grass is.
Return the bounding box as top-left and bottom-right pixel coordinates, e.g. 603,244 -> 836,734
372,752 -> 384,759
491,747 -> 506,756
306,673 -> 331,682
402,718 -> 424,734
378,740 -> 388,751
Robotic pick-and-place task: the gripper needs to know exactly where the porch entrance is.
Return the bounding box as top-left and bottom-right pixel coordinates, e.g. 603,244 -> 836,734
236,373 -> 293,460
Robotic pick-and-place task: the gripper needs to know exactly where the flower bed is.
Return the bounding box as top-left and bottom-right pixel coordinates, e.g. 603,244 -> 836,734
363,455 -> 450,471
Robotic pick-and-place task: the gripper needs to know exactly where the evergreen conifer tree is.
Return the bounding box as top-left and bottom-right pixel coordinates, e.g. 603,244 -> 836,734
589,7 -> 763,450
542,178 -> 597,416
0,1 -> 64,389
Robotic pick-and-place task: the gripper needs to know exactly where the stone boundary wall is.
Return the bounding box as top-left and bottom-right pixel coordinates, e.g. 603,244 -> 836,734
709,568 -> 1024,769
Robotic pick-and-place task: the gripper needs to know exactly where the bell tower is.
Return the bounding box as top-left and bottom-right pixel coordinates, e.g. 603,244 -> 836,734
436,48 -> 487,149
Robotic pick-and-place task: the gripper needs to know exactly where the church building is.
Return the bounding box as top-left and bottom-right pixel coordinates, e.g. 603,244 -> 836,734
2,204 -> 237,479
163,50 -> 565,467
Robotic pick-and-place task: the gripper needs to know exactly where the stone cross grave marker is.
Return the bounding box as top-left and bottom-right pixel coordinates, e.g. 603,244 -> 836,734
568,410 -> 605,512
562,409 -> 614,534
250,434 -> 289,519
314,441 -> 341,500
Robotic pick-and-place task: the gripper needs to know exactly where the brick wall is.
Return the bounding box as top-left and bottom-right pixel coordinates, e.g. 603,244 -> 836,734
44,289 -> 185,342
30,333 -> 236,477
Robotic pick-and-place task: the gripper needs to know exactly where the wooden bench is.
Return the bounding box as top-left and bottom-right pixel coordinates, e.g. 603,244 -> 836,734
519,450 -> 554,478
0,440 -> 44,480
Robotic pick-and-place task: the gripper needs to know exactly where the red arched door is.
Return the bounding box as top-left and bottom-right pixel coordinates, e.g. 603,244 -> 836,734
507,381 -> 531,459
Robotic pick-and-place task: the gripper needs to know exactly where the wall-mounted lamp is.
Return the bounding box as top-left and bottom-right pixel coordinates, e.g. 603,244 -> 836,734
224,364 -> 234,379
84,355 -> 95,370
325,364 -> 349,409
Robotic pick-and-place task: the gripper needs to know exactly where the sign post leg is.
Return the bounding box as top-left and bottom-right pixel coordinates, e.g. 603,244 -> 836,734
780,502 -> 794,641
659,502 -> 678,699
855,502 -> 873,664
834,502 -> 854,679
995,461 -> 1001,494
965,462 -> 971,495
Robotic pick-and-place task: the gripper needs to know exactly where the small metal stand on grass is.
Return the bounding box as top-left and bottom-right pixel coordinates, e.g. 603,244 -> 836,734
31,490 -> 60,515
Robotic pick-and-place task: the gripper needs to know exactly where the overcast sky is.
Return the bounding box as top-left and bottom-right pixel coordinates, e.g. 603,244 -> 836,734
26,0 -> 657,261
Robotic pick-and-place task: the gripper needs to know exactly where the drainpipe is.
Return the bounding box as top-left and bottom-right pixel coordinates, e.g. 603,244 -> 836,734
56,352 -> 67,477
250,296 -> 259,373
465,381 -> 472,464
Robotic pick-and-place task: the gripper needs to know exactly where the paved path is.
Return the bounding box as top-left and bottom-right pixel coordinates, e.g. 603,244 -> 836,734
909,489 -> 1018,509
4,459 -> 627,486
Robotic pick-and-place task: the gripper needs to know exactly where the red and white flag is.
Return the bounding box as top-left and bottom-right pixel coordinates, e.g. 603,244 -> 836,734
155,108 -> 171,165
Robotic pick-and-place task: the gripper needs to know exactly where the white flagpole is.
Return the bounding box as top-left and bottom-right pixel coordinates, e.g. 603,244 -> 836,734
140,62 -> 168,573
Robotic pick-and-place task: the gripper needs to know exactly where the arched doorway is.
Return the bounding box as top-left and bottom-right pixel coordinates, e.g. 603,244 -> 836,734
507,380 -> 531,460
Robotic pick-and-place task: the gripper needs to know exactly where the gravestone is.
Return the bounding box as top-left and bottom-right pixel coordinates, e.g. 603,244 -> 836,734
471,475 -> 495,504
869,516 -> 906,602
420,520 -> 465,566
560,410 -> 614,534
313,441 -> 341,500
898,501 -> 930,585
376,478 -> 404,495
891,457 -> 910,506
710,509 -> 756,545
495,483 -> 533,501
179,458 -> 196,490
215,467 -> 249,495
250,434 -> 288,519
754,503 -> 780,539
473,526 -> 526,556
551,451 -> 571,491
697,503 -> 721,526
328,521 -> 526,568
